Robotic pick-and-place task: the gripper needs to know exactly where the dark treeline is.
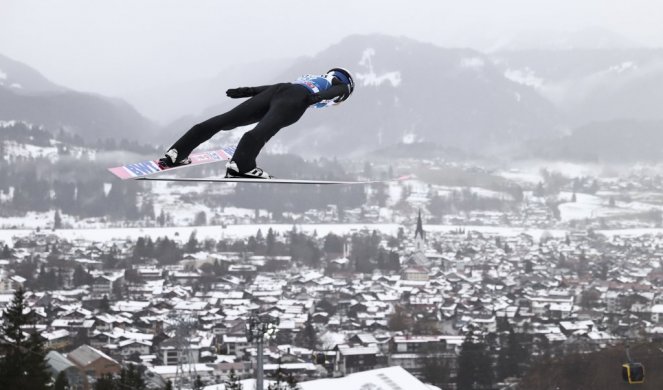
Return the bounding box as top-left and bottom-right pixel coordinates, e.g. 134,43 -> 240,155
11,228 -> 401,292
0,157 -> 147,219
428,188 -> 518,218
519,341 -> 663,389
0,134 -> 370,220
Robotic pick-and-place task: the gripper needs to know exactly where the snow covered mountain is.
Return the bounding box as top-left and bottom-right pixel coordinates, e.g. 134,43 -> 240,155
494,48 -> 663,126
279,34 -> 562,156
165,34 -> 561,158
0,54 -> 158,143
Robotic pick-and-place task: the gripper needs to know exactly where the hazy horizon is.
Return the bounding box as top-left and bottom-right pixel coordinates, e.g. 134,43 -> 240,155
3,0 -> 663,101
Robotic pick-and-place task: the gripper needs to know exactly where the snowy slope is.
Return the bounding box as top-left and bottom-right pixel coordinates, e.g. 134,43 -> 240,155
493,48 -> 663,125
166,34 -> 561,157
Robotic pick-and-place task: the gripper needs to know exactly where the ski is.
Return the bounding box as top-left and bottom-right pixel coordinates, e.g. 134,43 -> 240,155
135,175 -> 412,185
107,147 -> 235,180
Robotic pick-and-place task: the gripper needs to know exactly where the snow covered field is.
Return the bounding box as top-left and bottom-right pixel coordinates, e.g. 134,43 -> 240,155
557,191 -> 663,222
0,223 -> 572,247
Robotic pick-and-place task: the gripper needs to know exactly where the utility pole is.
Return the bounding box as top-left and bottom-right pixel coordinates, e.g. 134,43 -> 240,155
170,314 -> 198,390
245,315 -> 279,390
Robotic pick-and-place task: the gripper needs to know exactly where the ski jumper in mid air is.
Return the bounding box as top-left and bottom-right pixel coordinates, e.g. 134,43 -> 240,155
159,68 -> 355,179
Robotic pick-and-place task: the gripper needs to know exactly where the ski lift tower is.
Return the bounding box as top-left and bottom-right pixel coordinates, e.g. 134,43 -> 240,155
246,315 -> 279,390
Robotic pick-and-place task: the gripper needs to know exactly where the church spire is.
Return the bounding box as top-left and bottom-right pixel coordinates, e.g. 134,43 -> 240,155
415,208 -> 425,241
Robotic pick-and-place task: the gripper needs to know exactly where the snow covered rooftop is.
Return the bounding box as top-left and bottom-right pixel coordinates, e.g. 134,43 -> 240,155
299,366 -> 431,390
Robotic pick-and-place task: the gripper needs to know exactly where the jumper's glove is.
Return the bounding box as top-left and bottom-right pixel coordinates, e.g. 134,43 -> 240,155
307,93 -> 323,106
226,87 -> 254,98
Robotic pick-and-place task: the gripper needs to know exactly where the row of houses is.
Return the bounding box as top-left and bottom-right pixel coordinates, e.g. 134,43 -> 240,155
2,215 -> 663,387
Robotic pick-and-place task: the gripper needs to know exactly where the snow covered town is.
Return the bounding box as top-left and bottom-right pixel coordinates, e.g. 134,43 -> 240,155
2,201 -> 663,389
6,5 -> 663,387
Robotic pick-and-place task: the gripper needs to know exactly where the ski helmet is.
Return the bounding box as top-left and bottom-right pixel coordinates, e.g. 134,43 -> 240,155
327,67 -> 355,102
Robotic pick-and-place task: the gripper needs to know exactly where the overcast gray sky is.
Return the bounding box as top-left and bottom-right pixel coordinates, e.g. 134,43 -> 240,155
2,0 -> 662,97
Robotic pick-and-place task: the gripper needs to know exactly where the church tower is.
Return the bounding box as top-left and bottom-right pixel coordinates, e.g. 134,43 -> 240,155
414,209 -> 426,252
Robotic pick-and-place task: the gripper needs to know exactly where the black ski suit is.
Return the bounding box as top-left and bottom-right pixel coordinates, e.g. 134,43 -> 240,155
167,79 -> 349,173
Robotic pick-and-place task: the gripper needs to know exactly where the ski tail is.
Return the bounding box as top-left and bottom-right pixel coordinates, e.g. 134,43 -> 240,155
108,147 -> 235,180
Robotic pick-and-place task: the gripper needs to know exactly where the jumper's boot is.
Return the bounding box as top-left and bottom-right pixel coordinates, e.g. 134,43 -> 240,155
225,161 -> 272,179
157,149 -> 191,169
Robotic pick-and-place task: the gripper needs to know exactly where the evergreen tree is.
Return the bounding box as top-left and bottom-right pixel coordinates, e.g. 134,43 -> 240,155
164,379 -> 174,390
118,364 -> 146,390
286,372 -> 300,390
73,264 -> 93,286
94,374 -> 116,390
457,333 -> 493,390
54,370 -> 70,390
36,265 -> 58,291
225,368 -> 243,390
99,295 -> 111,312
1,244 -> 11,259
145,237 -> 155,258
186,230 -> 198,253
388,305 -> 412,332
457,335 -> 477,390
133,237 -> 147,260
266,228 -> 276,255
194,211 -> 207,226
154,237 -> 182,265
157,209 -> 167,227
193,375 -> 204,390
421,356 -> 450,388
268,363 -> 299,390
323,233 -> 343,254
497,331 -> 520,381
0,288 -> 51,390
295,314 -> 317,350
54,209 -> 63,229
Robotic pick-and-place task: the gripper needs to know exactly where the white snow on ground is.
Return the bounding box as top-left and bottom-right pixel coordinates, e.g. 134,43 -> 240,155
0,211 -> 80,230
497,169 -> 543,185
3,222 -> 663,247
2,140 -> 96,161
430,185 -> 513,201
3,141 -> 58,160
148,180 -> 266,226
606,61 -> 637,74
558,192 -> 606,222
504,68 -> 544,88
557,191 -> 663,222
0,224 -> 572,247
356,48 -> 402,87
357,70 -> 402,87
0,187 -> 13,203
0,120 -> 19,127
597,228 -> 663,237
0,211 -> 57,229
509,160 -> 604,179
319,331 -> 348,349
